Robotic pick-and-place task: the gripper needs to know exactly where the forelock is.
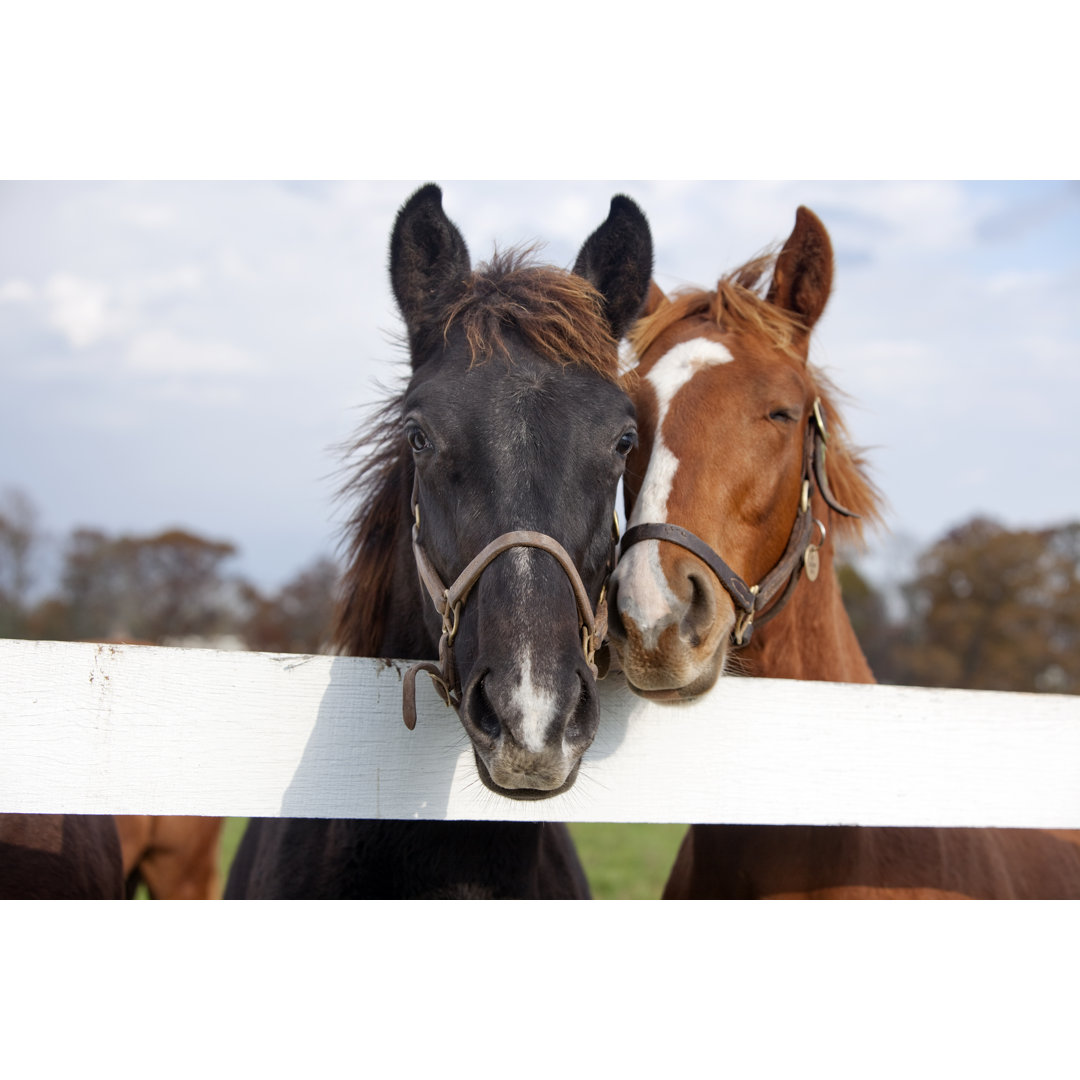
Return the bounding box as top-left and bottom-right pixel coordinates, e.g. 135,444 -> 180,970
441,246 -> 620,381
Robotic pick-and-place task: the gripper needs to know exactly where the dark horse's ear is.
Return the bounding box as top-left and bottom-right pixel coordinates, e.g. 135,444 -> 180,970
389,184 -> 472,363
572,195 -> 653,341
766,206 -> 833,333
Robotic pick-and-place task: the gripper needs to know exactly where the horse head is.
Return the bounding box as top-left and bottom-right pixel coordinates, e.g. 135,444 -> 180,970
608,207 -> 875,700
391,184 -> 652,796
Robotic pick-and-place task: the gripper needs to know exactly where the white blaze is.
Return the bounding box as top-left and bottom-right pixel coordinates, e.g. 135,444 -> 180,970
510,654 -> 560,755
618,338 -> 734,640
505,549 -> 561,755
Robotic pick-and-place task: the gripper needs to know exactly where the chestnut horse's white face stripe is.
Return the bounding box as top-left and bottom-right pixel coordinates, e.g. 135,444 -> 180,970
629,336 -> 735,526
619,337 -> 734,645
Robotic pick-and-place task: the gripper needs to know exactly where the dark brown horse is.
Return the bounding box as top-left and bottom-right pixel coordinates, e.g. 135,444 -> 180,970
608,206 -> 1080,898
226,183 -> 652,898
1,814 -> 124,899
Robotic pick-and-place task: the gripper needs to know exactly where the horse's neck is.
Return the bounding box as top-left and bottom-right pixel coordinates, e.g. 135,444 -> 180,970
335,494 -> 440,662
742,546 -> 875,685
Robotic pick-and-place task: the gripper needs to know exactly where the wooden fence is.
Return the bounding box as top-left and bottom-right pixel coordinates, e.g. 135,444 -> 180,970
2,638 -> 1078,827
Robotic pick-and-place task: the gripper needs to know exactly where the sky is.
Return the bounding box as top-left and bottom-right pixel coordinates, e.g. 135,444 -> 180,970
2,180 -> 1079,595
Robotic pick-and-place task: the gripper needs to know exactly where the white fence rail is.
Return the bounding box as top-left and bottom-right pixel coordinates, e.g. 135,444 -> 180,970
2,638 -> 1079,828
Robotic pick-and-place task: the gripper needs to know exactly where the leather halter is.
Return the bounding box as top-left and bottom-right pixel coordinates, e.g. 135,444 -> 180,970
402,475 -> 612,730
619,398 -> 857,647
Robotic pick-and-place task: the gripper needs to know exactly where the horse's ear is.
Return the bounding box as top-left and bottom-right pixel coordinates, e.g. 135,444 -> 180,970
766,206 -> 833,332
572,195 -> 653,340
641,280 -> 669,318
389,184 -> 472,362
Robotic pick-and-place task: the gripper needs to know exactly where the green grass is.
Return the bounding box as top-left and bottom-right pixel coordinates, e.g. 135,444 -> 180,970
215,819 -> 683,900
568,823 -> 685,899
219,817 -> 249,881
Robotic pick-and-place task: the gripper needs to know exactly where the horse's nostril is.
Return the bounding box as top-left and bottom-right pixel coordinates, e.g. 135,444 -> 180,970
681,568 -> 716,649
563,675 -> 596,748
689,573 -> 705,609
470,674 -> 502,741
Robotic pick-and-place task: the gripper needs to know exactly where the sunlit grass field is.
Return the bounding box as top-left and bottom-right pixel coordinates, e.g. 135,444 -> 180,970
215,818 -> 684,900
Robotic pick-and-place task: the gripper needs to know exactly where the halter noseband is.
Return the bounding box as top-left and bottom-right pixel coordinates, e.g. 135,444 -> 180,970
402,476 -> 613,730
619,398 -> 858,647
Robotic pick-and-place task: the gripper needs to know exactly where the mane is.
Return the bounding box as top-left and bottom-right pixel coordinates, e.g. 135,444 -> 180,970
626,252 -> 884,545
331,248 -> 624,657
627,252 -> 807,361
331,389 -> 413,658
443,247 -> 620,381
802,371 -> 886,546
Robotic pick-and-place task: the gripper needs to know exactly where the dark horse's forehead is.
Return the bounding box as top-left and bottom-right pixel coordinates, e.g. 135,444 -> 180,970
404,333 -> 634,551
405,331 -> 634,437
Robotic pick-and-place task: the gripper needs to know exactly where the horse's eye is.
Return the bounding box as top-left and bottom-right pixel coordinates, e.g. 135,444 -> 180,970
406,425 -> 430,453
615,430 -> 638,457
769,408 -> 797,424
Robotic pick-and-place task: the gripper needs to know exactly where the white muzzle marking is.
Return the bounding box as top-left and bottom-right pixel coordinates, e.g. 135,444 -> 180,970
510,654 -> 560,755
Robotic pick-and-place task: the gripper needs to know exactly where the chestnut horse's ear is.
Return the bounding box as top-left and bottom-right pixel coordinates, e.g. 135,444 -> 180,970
389,184 -> 472,363
572,195 -> 654,340
766,206 -> 833,332
641,279 -> 669,318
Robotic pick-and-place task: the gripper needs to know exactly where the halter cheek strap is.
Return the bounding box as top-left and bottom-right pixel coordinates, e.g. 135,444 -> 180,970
620,397 -> 857,647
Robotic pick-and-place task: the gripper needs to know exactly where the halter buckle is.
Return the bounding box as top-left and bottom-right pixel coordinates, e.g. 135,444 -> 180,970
732,584 -> 760,646
441,598 -> 461,644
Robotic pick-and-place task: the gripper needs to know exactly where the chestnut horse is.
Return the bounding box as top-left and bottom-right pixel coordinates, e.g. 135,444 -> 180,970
608,207 -> 1080,898
116,815 -> 224,899
226,184 -> 652,898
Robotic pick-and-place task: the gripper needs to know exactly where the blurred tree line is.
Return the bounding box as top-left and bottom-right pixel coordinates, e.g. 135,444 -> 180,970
838,517 -> 1080,695
3,487 -> 1079,693
0,488 -> 337,653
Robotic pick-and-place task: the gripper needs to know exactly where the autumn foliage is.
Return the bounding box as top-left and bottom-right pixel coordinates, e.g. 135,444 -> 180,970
0,489 -> 337,653
3,488 -> 1079,690
840,517 -> 1080,695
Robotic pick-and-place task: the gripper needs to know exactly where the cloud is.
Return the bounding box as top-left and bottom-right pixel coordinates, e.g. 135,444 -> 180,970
44,273 -> 124,348
126,328 -> 255,376
12,263 -> 206,354
119,202 -> 178,230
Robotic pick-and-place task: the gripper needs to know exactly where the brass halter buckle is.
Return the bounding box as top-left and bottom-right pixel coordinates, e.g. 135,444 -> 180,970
732,585 -> 760,646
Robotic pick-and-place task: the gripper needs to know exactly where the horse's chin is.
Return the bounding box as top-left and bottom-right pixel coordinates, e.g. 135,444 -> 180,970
620,647 -> 726,704
472,751 -> 582,802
